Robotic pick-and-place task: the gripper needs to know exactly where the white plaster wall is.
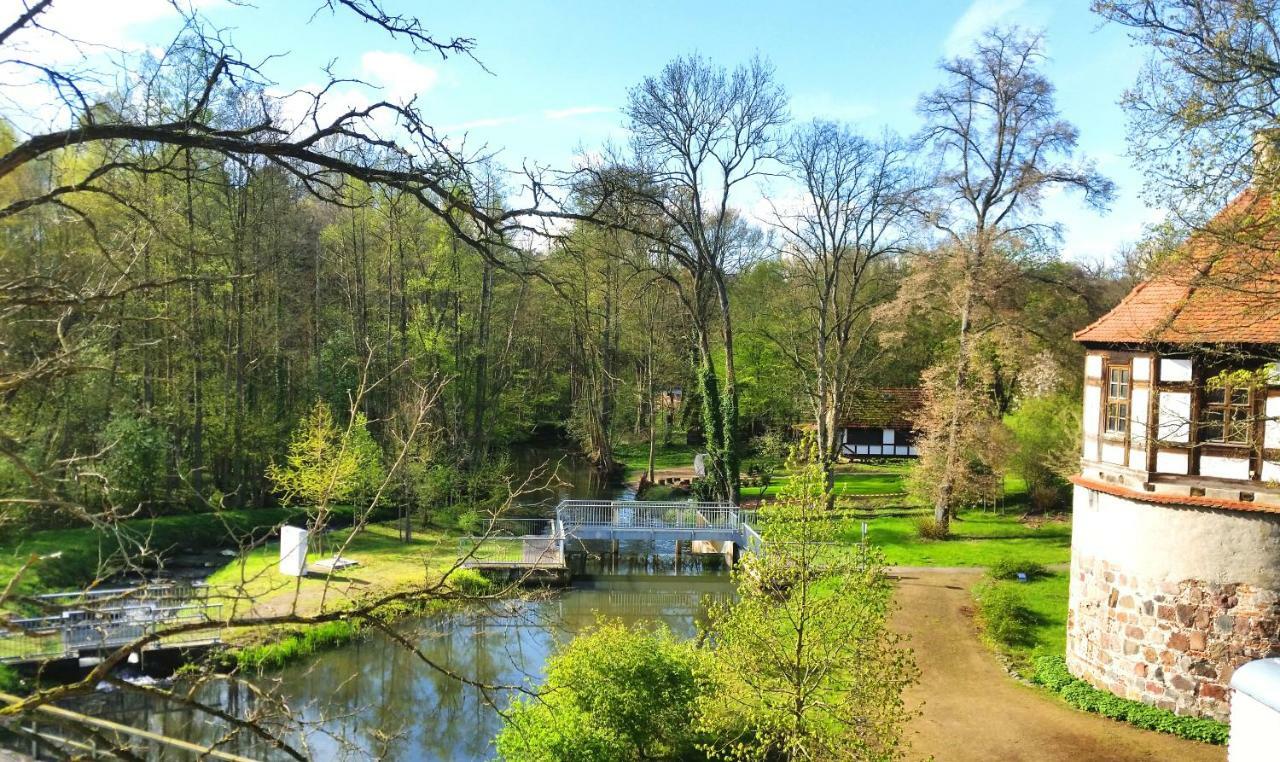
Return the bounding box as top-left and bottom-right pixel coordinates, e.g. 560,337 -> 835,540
1101,441 -> 1127,466
1085,353 -> 1103,379
1158,391 -> 1192,442
1202,454 -> 1252,481
1128,448 -> 1147,470
1266,396 -> 1280,450
1131,387 -> 1150,440
882,428 -> 894,445
1161,357 -> 1193,383
1156,449 -> 1189,475
1072,486 -> 1280,587
1133,356 -> 1151,382
1083,386 -> 1101,441
1263,460 -> 1280,483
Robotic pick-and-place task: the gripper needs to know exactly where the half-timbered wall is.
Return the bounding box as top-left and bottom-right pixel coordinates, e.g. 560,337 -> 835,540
1082,348 -> 1280,488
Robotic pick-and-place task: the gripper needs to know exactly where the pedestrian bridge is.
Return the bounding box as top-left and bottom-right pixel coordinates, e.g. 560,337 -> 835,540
460,500 -> 764,577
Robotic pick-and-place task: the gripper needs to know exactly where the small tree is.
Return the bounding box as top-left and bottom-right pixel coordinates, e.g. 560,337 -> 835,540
700,442 -> 918,761
267,400 -> 385,516
496,619 -> 711,761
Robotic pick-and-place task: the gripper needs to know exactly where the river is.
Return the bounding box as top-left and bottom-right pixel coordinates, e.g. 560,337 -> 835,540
60,447 -> 730,761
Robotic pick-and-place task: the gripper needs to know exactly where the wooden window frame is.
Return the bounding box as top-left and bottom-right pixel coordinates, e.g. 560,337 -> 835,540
1103,363 -> 1131,440
1198,378 -> 1257,448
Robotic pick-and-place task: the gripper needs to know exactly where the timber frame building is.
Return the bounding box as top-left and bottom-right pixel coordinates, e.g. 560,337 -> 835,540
1067,189 -> 1280,721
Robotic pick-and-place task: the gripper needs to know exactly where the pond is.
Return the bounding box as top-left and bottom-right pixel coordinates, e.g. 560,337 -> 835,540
56,445 -> 724,761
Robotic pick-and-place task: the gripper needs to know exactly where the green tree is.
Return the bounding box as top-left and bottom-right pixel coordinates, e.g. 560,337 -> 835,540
267,400 -> 385,511
99,409 -> 169,514
701,444 -> 917,761
496,619 -> 711,761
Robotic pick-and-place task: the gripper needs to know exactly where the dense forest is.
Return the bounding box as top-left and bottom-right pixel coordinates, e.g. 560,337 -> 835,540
0,10 -> 1141,533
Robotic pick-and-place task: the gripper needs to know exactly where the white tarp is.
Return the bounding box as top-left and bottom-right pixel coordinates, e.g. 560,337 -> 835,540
1230,658 -> 1280,761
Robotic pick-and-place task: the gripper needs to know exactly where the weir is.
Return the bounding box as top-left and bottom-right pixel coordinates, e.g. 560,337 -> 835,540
461,500 -> 762,580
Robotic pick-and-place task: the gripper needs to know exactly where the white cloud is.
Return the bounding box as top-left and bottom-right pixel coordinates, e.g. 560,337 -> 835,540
544,105 -> 612,120
359,50 -> 439,103
0,0 -> 222,59
944,0 -> 1025,56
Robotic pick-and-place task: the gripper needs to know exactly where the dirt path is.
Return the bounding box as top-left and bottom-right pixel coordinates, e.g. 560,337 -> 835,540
892,569 -> 1225,762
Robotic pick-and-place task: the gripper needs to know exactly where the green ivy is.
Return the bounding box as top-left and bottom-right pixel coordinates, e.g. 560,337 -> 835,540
1030,656 -> 1229,745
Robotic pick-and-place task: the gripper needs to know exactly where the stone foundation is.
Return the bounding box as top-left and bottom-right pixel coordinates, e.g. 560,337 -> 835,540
1067,554 -> 1280,720
1068,485 -> 1280,721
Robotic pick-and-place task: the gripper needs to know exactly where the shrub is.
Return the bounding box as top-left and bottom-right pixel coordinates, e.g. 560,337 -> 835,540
1029,483 -> 1067,513
973,581 -> 1037,649
913,515 -> 950,540
495,620 -> 710,761
1031,656 -> 1229,745
987,558 -> 1049,581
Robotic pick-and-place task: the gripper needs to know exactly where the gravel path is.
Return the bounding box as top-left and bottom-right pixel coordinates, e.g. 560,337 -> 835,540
891,569 -> 1225,762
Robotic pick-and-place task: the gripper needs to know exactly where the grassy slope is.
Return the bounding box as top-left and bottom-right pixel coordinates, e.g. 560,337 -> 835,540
0,507 -> 308,602
612,440 -> 698,476
207,521 -> 462,621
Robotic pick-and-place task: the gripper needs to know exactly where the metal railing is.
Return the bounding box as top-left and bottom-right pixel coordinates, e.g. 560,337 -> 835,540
459,519 -> 567,568
0,602 -> 223,664
555,500 -> 751,531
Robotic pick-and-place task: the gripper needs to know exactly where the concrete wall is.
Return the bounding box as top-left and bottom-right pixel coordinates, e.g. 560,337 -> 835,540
1068,486 -> 1280,720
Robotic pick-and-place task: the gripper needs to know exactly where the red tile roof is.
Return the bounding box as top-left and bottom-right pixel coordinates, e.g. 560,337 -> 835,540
1070,475 -> 1280,516
840,388 -> 923,430
1074,189 -> 1280,345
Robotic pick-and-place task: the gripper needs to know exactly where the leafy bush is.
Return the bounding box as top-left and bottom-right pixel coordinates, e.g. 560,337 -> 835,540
495,619 -> 710,761
987,558 -> 1049,581
0,665 -> 24,693
913,515 -> 950,540
973,581 -> 1037,648
1031,656 -> 1229,745
689,477 -> 718,501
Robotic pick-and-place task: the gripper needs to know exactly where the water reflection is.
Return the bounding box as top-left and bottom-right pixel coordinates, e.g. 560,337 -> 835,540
71,545 -> 731,761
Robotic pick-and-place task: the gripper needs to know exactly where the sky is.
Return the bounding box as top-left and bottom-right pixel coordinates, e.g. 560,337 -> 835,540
3,0 -> 1160,264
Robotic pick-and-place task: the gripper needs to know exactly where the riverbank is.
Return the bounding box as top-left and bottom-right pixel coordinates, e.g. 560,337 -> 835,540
0,506 -> 344,604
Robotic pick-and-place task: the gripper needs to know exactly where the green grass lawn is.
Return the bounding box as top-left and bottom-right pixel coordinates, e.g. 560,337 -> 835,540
972,570 -> 1071,677
847,509 -> 1072,567
0,507 -> 313,604
741,471 -> 906,498
206,521 -> 463,617
612,439 -> 698,476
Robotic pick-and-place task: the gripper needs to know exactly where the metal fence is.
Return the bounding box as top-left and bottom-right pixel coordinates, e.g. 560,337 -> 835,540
555,500 -> 752,531
1,601 -> 223,664
459,519 -> 566,568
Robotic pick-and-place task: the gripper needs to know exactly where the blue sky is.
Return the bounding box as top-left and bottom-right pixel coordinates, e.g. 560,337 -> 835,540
7,0 -> 1157,263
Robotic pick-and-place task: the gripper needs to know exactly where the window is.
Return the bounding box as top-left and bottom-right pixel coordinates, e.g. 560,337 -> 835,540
1201,383 -> 1253,445
1104,366 -> 1130,436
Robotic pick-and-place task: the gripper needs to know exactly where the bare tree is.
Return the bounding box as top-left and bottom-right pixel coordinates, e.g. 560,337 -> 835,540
916,27 -> 1113,530
1094,0 -> 1280,218
594,54 -> 788,501
765,121 -> 916,506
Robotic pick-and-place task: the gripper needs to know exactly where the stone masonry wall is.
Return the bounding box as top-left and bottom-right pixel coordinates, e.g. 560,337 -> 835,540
1067,553 -> 1280,721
